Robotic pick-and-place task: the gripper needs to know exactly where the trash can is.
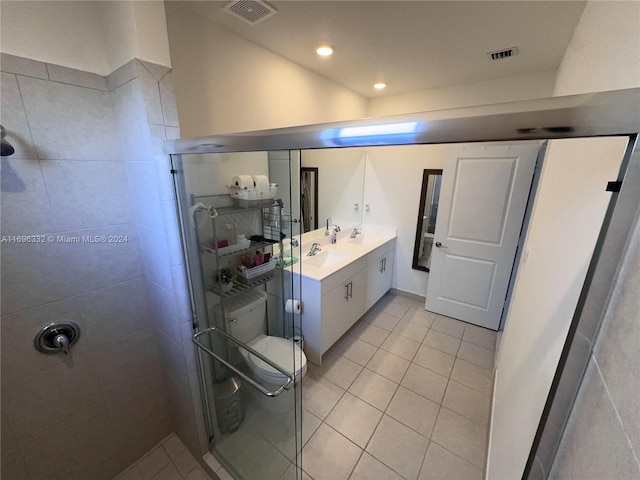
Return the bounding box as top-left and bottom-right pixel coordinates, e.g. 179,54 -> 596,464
212,376 -> 244,433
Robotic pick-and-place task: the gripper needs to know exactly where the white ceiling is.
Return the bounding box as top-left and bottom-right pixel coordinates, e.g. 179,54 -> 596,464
179,1 -> 586,98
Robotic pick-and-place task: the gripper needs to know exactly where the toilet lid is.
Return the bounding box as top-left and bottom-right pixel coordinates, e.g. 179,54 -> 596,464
245,336 -> 307,378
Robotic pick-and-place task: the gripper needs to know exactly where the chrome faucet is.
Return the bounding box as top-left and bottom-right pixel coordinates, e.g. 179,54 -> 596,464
307,243 -> 322,256
334,224 -> 341,232
349,228 -> 362,239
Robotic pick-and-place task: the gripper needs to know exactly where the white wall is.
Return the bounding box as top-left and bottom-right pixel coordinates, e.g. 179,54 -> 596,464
368,70 -> 556,117
553,1 -> 640,96
0,1 -> 109,73
362,145 -> 447,296
99,1 -> 172,72
164,3 -> 368,136
0,1 -> 171,74
487,136 -> 628,479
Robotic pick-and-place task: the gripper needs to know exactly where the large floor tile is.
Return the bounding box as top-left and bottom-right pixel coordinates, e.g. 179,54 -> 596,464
393,318 -> 429,343
419,442 -> 482,480
334,336 -> 377,366
378,301 -> 410,318
366,349 -> 410,381
431,407 -> 487,468
366,415 -> 429,480
310,353 -> 363,390
402,309 -> 436,329
381,333 -> 421,361
450,358 -> 493,396
325,392 -> 382,448
388,294 -> 426,310
423,329 -> 461,356
401,364 -> 448,404
301,424 -> 362,480
430,315 -> 466,339
350,452 -> 403,480
462,324 -> 497,351
386,386 -> 440,438
350,322 -> 390,347
457,341 -> 495,370
366,310 -> 402,331
280,462 -> 313,480
442,380 -> 491,426
301,373 -> 345,419
348,368 -> 399,411
413,344 -> 456,378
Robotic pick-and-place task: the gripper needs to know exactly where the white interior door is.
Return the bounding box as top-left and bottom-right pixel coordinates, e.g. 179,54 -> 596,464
426,143 -> 539,329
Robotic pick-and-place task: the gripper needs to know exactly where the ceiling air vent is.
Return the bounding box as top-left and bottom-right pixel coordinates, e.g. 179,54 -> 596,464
487,47 -> 519,61
223,0 -> 277,25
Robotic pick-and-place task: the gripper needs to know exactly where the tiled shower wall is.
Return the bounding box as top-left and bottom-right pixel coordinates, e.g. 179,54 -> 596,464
0,54 -> 205,479
109,58 -> 208,459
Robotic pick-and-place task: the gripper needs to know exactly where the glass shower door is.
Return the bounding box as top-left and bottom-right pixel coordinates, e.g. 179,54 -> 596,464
170,150 -> 305,479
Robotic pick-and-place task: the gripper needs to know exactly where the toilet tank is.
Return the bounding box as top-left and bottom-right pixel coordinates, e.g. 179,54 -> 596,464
221,290 -> 267,343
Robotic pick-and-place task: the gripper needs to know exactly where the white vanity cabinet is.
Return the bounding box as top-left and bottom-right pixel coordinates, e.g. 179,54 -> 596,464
296,237 -> 396,365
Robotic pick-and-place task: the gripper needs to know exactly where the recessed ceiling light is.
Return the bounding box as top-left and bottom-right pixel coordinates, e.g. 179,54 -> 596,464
374,83 -> 386,90
316,45 -> 333,57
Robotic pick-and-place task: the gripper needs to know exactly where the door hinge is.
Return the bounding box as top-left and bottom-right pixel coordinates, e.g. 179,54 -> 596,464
170,169 -> 178,174
606,180 -> 622,192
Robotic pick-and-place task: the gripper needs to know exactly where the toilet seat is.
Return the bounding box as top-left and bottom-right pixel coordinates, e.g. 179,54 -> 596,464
240,335 -> 307,384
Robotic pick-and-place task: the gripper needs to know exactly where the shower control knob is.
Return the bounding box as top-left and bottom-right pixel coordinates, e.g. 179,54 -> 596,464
53,334 -> 70,355
34,320 -> 80,355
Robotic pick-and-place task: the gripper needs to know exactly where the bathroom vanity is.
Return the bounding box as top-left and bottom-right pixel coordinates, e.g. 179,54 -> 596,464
284,226 -> 396,365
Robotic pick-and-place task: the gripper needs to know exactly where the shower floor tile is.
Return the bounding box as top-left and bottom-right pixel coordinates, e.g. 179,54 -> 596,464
114,433 -> 218,480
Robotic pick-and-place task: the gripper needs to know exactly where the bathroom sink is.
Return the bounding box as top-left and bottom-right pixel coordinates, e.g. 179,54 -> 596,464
347,233 -> 384,246
304,250 -> 349,268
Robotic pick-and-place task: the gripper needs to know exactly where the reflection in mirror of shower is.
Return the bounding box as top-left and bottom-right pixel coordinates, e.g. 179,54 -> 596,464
418,174 -> 442,268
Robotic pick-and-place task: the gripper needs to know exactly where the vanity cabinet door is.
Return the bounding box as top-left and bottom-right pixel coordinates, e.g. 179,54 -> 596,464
365,248 -> 395,310
321,280 -> 351,353
321,267 -> 368,354
348,268 -> 367,324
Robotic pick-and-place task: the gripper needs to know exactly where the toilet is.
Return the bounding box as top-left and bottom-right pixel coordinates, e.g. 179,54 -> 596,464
218,290 -> 307,411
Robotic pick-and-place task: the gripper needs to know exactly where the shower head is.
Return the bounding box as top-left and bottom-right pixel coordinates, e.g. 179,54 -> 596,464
1,125 -> 16,157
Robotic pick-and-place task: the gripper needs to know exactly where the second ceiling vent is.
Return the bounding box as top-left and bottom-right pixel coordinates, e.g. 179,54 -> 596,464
487,47 -> 519,61
223,0 -> 278,25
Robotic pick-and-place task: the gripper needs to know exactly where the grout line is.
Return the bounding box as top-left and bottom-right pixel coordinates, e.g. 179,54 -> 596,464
592,356 -> 640,468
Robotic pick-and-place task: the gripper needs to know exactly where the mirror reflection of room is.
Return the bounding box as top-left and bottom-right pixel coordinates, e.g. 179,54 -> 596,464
413,169 -> 443,271
300,148 -> 366,231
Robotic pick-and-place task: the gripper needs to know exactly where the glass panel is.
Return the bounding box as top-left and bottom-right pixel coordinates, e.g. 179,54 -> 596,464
170,151 -> 304,479
300,148 -> 366,231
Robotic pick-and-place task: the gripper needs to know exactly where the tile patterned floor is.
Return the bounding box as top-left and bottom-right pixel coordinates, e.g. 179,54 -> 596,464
113,433 -> 225,480
298,292 -> 497,480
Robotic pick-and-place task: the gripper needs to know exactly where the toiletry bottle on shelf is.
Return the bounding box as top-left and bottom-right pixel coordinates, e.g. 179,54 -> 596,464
330,227 -> 337,244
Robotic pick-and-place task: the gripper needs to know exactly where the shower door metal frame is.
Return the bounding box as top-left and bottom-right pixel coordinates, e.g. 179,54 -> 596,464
167,87 -> 640,479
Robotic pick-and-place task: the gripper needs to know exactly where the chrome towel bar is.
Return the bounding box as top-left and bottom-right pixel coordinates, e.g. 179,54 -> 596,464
193,326 -> 294,398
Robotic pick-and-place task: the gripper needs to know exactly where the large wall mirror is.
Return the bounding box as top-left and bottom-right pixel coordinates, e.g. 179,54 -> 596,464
412,169 -> 443,272
300,148 -> 366,231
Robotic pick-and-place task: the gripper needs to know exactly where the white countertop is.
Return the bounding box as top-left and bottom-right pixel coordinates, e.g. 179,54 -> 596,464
279,225 -> 397,281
